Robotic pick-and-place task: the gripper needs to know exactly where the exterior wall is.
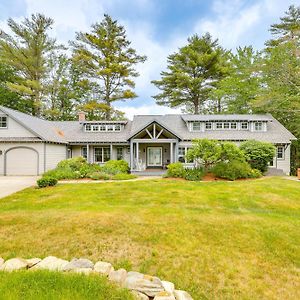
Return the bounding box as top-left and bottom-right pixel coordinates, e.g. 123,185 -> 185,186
271,144 -> 291,175
45,143 -> 67,171
0,142 -> 44,175
0,114 -> 36,138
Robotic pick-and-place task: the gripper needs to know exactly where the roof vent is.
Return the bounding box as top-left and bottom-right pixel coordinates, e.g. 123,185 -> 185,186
78,111 -> 86,122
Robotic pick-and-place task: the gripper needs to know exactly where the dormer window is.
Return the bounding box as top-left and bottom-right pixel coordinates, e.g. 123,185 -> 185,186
254,122 -> 263,131
230,122 -> 237,129
99,124 -> 106,131
115,124 -> 121,131
0,116 -> 7,128
192,121 -> 201,131
241,122 -> 248,130
107,125 -> 114,131
223,122 -> 230,129
216,122 -> 223,129
84,123 -> 124,132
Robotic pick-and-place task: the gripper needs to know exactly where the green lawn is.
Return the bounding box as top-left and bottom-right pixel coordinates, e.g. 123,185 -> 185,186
0,270 -> 133,300
0,177 -> 300,299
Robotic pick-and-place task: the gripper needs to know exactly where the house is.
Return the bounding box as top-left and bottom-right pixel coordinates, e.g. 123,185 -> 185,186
0,105 -> 296,176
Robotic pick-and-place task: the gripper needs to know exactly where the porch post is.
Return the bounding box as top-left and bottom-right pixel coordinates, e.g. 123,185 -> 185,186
110,144 -> 113,160
170,142 -> 173,163
175,142 -> 178,162
136,142 -> 139,170
130,140 -> 134,171
86,144 -> 90,163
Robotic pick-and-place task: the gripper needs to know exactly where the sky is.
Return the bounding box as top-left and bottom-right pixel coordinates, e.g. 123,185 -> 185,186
0,0 -> 299,118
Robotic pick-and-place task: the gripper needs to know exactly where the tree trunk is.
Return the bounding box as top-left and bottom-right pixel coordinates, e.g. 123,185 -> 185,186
194,101 -> 199,114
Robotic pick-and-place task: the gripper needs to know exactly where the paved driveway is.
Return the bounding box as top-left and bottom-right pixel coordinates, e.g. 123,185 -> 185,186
0,176 -> 38,199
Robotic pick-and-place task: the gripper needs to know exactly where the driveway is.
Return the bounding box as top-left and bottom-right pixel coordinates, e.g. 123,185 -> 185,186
0,176 -> 38,199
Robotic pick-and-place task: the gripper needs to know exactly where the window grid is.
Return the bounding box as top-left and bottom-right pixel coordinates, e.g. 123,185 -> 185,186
81,146 -> 87,159
205,122 -> 212,130
85,124 -> 123,132
277,146 -> 284,159
0,116 -> 7,128
241,122 -> 248,130
117,147 -> 123,160
254,122 -> 263,131
94,147 -> 111,163
192,122 -> 201,131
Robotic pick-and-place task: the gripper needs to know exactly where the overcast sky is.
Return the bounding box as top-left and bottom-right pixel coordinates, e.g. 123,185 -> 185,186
0,0 -> 299,118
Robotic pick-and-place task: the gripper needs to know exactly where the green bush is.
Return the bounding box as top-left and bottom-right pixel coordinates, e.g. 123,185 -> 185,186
248,168 -> 263,178
212,160 -> 254,181
166,163 -> 186,178
57,157 -> 87,171
101,160 -> 129,175
184,168 -> 204,181
89,172 -> 111,180
79,163 -> 102,178
240,140 -> 276,173
37,176 -> 58,188
112,173 -> 137,180
43,167 -> 81,180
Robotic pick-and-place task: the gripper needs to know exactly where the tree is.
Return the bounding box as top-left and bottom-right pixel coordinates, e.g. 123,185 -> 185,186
211,47 -> 262,113
71,14 -> 146,119
240,140 -> 275,173
0,14 -> 61,116
152,33 -> 229,114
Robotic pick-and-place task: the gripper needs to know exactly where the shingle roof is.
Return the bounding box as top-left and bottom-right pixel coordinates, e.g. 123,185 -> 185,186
0,106 -> 296,144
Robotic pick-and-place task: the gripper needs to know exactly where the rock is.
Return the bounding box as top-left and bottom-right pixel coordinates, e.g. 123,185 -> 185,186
131,290 -> 150,300
108,268 -> 127,286
154,291 -> 176,300
174,290 -> 193,300
124,273 -> 165,297
0,258 -> 28,271
71,267 -> 94,275
63,258 -> 94,271
0,257 -> 4,267
26,258 -> 41,268
32,256 -> 69,271
162,281 -> 175,294
94,261 -> 114,276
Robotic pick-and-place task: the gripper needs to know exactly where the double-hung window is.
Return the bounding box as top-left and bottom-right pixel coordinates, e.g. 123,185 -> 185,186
192,122 -> 201,131
241,122 -> 248,130
178,147 -> 186,163
0,116 -> 7,128
277,146 -> 284,159
94,147 -> 111,163
117,147 -> 123,160
254,122 -> 263,131
81,146 -> 87,159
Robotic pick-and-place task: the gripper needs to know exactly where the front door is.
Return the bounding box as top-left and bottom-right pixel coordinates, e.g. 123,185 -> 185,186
147,147 -> 162,167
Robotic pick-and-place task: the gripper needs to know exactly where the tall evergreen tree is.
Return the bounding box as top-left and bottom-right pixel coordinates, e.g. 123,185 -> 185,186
0,14 -> 61,116
71,14 -> 146,120
152,33 -> 229,114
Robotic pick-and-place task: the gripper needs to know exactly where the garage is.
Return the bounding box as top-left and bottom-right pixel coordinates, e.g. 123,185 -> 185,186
5,147 -> 39,176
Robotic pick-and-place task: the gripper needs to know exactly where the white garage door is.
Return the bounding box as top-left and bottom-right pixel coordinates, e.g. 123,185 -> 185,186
6,147 -> 38,175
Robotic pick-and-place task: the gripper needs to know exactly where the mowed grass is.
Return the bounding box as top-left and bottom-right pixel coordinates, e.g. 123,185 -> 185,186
0,177 -> 300,299
0,270 -> 133,300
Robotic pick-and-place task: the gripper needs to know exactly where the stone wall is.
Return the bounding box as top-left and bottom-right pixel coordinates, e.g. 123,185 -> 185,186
0,256 -> 193,300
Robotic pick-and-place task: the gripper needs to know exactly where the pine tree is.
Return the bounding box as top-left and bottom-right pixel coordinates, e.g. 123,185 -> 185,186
151,33 -> 229,114
71,14 -> 146,120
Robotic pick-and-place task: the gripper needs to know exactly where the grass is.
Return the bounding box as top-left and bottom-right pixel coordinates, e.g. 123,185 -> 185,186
0,270 -> 133,300
0,177 -> 300,299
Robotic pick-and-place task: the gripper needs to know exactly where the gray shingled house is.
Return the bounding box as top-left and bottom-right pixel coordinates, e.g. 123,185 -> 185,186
0,105 -> 296,176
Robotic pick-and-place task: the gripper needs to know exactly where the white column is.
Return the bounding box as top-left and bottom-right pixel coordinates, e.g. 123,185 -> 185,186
86,144 -> 90,163
136,142 -> 139,170
170,142 -> 173,163
110,144 -> 113,160
130,140 -> 134,171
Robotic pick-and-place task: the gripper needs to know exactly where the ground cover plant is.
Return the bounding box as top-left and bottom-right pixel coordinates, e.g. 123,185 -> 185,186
1,177 -> 299,299
0,270 -> 133,299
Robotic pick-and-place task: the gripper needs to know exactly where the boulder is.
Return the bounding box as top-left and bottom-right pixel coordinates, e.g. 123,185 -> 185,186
108,268 -> 127,286
0,258 -> 28,271
174,290 -> 193,300
32,256 -> 69,271
94,261 -> 114,276
124,273 -> 164,297
154,291 -> 176,300
0,257 -> 4,267
63,258 -> 94,271
26,258 -> 41,268
131,290 -> 150,300
162,281 -> 175,294
71,267 -> 94,275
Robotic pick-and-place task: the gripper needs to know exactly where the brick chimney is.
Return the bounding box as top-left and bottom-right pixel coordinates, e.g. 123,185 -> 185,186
78,111 -> 86,122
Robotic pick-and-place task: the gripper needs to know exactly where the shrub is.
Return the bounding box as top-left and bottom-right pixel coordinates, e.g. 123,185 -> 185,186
37,176 -> 58,188
240,140 -> 276,173
57,157 -> 87,171
43,167 -> 81,180
248,168 -> 262,178
79,163 -> 102,178
101,160 -> 129,175
166,163 -> 186,178
184,168 -> 204,181
112,173 -> 137,180
212,160 -> 253,181
89,172 -> 111,180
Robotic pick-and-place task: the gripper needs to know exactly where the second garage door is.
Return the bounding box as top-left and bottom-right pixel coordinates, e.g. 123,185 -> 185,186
5,147 -> 38,175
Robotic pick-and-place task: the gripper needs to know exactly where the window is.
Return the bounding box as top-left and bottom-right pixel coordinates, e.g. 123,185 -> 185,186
254,122 -> 263,131
205,122 -> 212,130
241,122 -> 248,130
277,146 -> 284,159
117,147 -> 123,160
107,125 -> 114,131
99,124 -> 106,131
230,122 -> 237,129
81,146 -> 87,159
94,147 -> 111,163
92,124 -> 99,131
192,122 -> 201,131
223,122 -> 230,129
216,122 -> 223,129
85,124 -> 91,131
0,116 -> 7,128
115,124 -> 121,131
178,147 -> 186,163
